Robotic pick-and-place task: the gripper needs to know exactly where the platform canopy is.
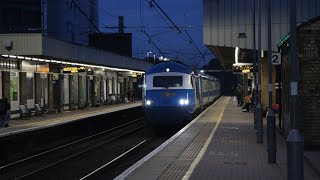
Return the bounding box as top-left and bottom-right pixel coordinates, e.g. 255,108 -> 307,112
0,33 -> 152,72
203,0 -> 320,69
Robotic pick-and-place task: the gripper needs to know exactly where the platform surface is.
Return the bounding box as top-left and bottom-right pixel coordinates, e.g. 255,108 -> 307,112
0,101 -> 141,138
116,97 -> 319,180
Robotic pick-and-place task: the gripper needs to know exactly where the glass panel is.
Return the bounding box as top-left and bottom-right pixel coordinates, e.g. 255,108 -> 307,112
153,76 -> 183,88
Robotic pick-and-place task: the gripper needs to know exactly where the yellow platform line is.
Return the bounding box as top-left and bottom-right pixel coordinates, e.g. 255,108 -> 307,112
182,96 -> 230,180
14,103 -> 140,128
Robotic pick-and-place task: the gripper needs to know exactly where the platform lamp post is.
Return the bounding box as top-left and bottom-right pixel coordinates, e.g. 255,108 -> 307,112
287,0 -> 304,179
147,51 -> 152,62
252,0 -> 258,129
256,0 -> 263,144
267,0 -> 276,163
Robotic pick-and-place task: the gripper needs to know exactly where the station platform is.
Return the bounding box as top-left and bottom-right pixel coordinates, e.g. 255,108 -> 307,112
0,101 -> 141,138
116,96 -> 320,180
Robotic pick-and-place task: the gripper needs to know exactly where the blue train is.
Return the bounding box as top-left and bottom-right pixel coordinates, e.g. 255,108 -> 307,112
142,61 -> 220,131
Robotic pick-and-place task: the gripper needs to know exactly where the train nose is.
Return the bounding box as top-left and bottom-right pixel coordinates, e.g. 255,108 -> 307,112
143,106 -> 192,127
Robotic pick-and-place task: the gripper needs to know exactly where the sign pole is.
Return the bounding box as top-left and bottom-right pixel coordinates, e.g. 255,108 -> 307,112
252,0 -> 257,129
267,0 -> 276,163
287,0 -> 304,179
256,0 -> 263,144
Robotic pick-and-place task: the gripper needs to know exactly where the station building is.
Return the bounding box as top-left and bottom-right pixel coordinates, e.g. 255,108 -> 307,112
203,0 -> 320,146
0,0 -> 151,118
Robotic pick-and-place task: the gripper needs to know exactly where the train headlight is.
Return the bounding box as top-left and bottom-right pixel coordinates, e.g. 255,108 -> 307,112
146,100 -> 152,106
184,99 -> 189,105
179,99 -> 189,105
179,99 -> 185,105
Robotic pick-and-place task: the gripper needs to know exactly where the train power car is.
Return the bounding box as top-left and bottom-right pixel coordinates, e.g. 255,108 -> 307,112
142,61 -> 220,132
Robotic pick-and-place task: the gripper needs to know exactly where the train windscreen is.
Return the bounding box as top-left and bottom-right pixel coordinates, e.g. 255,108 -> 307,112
153,76 -> 183,88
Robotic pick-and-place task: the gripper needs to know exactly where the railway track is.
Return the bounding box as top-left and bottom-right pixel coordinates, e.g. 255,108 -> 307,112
79,139 -> 149,180
77,136 -> 167,180
0,117 -> 151,180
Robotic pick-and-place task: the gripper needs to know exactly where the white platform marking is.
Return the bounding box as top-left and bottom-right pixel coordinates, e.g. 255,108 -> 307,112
182,96 -> 229,180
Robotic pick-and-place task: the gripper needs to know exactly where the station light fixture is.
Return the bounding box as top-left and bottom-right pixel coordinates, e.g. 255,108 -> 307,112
235,47 -> 239,64
1,54 -> 145,74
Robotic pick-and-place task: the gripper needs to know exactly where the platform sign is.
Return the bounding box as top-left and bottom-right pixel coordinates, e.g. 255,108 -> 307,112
87,71 -> 94,75
232,64 -> 254,74
238,32 -> 247,38
132,72 -> 142,78
40,73 -> 47,78
63,66 -> 86,73
272,53 -> 281,65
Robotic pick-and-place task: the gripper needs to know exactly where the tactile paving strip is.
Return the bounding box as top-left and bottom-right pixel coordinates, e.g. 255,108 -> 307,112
157,97 -> 229,180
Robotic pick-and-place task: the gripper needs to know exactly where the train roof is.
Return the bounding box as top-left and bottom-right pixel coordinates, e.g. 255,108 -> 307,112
146,61 -> 220,82
200,73 -> 220,82
146,61 -> 193,75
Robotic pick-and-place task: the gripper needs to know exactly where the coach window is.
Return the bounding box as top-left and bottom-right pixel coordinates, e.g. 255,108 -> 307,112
153,76 -> 183,88
191,76 -> 194,88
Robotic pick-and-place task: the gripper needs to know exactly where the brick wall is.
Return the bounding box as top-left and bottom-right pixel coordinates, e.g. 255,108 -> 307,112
281,17 -> 320,147
280,46 -> 290,136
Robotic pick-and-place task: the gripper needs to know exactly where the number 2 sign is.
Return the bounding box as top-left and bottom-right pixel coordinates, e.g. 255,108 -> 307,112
272,53 -> 281,65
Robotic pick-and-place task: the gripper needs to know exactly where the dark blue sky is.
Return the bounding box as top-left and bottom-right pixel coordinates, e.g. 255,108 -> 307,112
99,0 -> 214,68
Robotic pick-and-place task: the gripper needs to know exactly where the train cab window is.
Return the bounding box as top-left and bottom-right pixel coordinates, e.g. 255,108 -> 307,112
191,76 -> 194,88
153,76 -> 183,88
